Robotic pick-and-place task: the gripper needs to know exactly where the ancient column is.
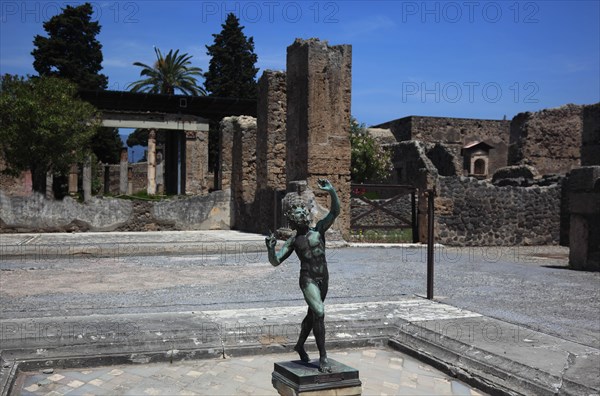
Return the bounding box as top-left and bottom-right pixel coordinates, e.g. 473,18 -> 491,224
119,148 -> 128,194
68,164 -> 78,196
45,170 -> 54,199
185,130 -> 208,195
127,166 -> 133,195
286,38 -> 352,236
147,129 -> 157,195
83,155 -> 92,202
156,149 -> 164,194
256,70 -> 287,232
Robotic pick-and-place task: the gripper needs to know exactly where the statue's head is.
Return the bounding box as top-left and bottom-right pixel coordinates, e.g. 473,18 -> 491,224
286,201 -> 311,229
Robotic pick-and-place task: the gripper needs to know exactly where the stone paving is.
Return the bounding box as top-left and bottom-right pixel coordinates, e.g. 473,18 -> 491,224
17,348 -> 487,396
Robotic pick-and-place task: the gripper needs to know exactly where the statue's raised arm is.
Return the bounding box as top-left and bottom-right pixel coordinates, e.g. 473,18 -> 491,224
316,178 -> 340,234
265,232 -> 294,267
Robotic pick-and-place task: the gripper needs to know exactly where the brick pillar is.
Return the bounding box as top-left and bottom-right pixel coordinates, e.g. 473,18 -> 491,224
68,164 -> 78,196
256,70 -> 287,232
286,38 -> 352,236
147,129 -> 157,195
119,148 -> 128,194
219,118 -> 235,191
185,130 -> 208,195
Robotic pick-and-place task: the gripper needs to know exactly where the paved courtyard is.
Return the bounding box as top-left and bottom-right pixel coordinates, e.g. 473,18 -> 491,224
17,348 -> 486,396
2,232 -> 599,395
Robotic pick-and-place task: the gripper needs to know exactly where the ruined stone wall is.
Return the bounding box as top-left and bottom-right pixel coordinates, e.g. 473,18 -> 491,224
256,70 -> 287,233
0,189 -> 231,233
435,176 -> 562,246
100,163 -> 146,195
582,103 -> 600,166
219,116 -> 258,231
102,164 -> 121,194
185,130 -> 209,195
130,163 -> 147,193
375,116 -> 510,176
509,104 -> 583,175
286,38 -> 352,236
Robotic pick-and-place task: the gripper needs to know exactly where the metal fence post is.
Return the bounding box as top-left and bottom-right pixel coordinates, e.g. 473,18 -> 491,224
411,190 -> 418,243
427,189 -> 435,300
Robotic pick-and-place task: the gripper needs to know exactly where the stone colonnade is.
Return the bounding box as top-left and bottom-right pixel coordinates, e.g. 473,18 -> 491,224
68,117 -> 209,198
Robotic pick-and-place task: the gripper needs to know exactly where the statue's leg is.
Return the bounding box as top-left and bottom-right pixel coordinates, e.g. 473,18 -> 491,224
294,308 -> 312,362
302,280 -> 331,373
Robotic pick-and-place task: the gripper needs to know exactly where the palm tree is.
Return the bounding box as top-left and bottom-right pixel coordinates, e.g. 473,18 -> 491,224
127,47 -> 206,95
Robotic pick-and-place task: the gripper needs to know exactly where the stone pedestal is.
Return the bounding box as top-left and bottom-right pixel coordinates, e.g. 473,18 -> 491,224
272,359 -> 361,396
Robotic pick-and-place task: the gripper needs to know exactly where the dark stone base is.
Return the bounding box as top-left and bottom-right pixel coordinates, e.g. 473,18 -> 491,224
272,359 -> 361,395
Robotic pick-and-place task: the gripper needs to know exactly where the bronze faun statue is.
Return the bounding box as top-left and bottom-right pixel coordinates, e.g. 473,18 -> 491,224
266,178 -> 340,373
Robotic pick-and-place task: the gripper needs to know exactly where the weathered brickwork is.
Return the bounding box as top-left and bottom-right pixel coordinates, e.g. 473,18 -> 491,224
435,176 -> 562,246
286,38 -> 352,236
509,104 -> 583,175
375,116 -> 510,176
256,70 -> 287,233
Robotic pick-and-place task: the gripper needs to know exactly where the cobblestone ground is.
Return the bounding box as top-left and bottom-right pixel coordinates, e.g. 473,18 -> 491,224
18,348 -> 486,396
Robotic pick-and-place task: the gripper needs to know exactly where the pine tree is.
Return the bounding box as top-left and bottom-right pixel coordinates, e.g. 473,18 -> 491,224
32,3 -> 107,91
204,13 -> 259,99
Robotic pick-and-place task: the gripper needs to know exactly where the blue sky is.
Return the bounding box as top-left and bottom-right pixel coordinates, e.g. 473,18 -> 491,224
1,0 -> 599,127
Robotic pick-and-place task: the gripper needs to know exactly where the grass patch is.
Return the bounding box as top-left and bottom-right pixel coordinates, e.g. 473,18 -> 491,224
349,228 -> 413,243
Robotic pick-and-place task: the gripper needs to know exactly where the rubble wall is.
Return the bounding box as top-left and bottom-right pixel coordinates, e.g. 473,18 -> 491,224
435,176 -> 562,246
